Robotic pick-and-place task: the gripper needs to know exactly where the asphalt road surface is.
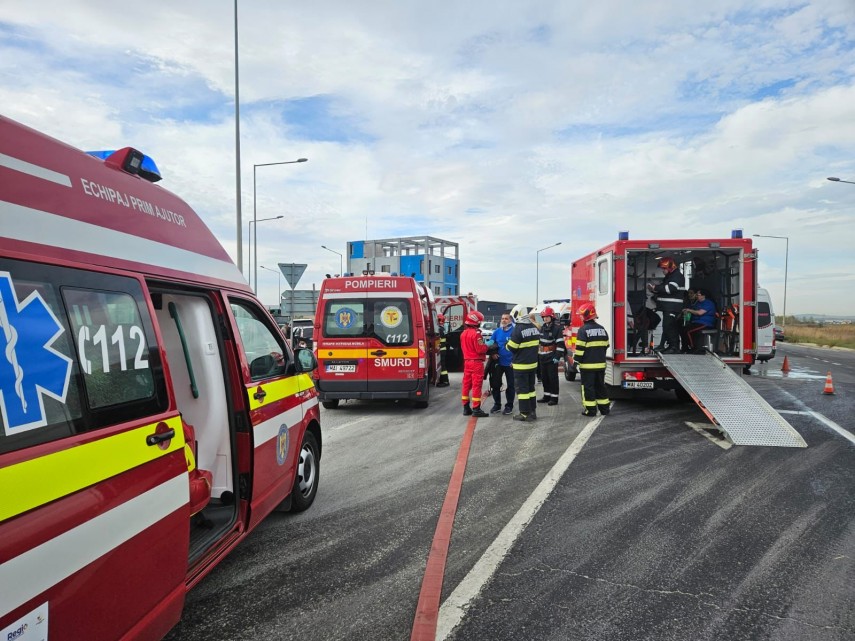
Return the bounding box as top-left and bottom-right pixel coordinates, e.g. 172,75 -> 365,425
166,344 -> 854,641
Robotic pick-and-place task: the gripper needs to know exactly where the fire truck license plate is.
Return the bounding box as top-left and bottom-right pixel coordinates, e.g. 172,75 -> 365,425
623,381 -> 654,389
327,364 -> 356,373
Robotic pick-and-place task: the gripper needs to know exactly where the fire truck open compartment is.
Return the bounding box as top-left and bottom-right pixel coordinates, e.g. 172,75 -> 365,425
624,246 -> 747,360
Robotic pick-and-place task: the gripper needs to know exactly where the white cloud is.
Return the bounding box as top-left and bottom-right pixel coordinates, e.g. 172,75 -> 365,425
2,0 -> 855,315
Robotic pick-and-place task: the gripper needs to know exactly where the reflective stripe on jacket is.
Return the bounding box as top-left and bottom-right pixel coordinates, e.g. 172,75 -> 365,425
652,269 -> 686,312
507,319 -> 540,370
575,320 -> 609,370
538,321 -> 566,361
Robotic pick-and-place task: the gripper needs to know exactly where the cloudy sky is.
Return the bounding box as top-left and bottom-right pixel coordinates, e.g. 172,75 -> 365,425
2,1 -> 854,316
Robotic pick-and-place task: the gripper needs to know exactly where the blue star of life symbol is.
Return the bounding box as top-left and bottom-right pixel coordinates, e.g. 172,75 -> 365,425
0,272 -> 72,436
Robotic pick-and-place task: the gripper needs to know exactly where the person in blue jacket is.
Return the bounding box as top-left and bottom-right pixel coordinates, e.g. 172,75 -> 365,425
681,288 -> 717,353
488,312 -> 516,415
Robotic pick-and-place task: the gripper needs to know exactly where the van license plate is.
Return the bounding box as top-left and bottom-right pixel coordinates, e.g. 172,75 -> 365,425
327,364 -> 356,373
623,381 -> 654,389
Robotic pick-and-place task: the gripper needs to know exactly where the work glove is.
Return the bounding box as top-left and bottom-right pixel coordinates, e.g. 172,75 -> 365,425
552,358 -> 560,365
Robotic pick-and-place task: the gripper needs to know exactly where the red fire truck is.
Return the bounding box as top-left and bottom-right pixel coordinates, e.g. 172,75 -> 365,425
566,231 -> 759,397
0,115 -> 321,640
434,294 -> 478,371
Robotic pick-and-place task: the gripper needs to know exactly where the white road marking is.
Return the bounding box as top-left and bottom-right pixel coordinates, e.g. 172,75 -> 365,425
685,422 -> 732,449
778,410 -> 855,446
329,416 -> 373,432
436,411 -> 606,640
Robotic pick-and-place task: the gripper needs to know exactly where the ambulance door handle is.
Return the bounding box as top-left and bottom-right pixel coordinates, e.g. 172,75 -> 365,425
146,429 -> 176,446
254,387 -> 267,401
371,350 -> 387,356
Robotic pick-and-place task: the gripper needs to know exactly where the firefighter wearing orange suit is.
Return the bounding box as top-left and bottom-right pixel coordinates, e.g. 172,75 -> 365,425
460,310 -> 490,417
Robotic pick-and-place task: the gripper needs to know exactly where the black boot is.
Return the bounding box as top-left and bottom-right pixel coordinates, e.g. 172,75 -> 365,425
548,399 -> 558,406
537,397 -> 549,403
463,404 -> 472,416
471,407 -> 489,418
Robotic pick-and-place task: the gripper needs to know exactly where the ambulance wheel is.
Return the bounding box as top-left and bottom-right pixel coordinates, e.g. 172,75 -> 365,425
289,430 -> 320,512
322,399 -> 339,409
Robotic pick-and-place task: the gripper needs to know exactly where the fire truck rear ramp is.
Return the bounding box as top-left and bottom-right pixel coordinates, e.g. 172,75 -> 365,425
657,352 -> 807,448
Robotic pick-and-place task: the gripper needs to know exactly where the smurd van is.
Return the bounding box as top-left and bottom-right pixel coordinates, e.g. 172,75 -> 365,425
314,275 -> 440,409
0,115 -> 321,640
756,286 -> 776,362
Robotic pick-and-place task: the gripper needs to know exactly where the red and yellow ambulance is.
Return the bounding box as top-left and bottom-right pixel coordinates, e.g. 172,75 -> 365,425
0,115 -> 321,640
313,275 -> 439,409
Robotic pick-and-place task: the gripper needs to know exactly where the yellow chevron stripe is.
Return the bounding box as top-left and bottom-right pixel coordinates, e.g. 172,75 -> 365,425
0,415 -> 185,523
316,349 -> 367,359
317,348 -> 418,360
247,373 -> 315,411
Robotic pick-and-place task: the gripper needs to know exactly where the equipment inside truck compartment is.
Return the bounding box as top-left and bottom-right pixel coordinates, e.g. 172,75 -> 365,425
625,248 -> 745,358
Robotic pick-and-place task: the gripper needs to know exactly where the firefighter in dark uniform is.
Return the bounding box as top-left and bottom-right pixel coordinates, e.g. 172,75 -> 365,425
460,310 -> 489,417
436,313 -> 450,387
506,312 -> 541,422
647,257 -> 685,353
536,306 -> 565,406
575,303 -> 610,417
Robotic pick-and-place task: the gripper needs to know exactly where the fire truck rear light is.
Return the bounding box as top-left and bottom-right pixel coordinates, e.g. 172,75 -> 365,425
622,371 -> 645,381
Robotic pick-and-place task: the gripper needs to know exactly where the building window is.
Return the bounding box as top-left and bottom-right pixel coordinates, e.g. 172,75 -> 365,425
434,286 -> 441,295
434,264 -> 440,274
381,265 -> 390,273
447,266 -> 452,275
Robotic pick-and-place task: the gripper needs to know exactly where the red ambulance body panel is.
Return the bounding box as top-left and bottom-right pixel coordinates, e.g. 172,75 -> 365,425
0,115 -> 321,640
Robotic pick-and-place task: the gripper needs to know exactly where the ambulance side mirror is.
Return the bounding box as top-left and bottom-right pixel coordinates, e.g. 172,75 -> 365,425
250,354 -> 278,378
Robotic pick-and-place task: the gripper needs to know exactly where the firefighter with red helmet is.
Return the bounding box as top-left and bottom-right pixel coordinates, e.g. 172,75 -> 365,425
536,306 -> 565,406
575,303 -> 610,417
460,310 -> 489,417
436,313 -> 450,387
647,257 -> 686,353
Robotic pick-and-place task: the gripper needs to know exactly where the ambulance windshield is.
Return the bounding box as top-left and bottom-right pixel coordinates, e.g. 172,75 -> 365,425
323,298 -> 414,346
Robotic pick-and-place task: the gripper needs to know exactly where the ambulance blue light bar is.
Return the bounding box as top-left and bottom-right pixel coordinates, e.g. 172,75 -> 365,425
86,149 -> 162,183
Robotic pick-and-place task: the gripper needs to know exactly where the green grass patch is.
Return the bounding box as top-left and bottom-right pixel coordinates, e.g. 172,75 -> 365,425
783,321 -> 855,349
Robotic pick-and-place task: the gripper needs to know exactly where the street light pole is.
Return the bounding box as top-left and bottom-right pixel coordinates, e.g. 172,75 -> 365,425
827,177 -> 855,185
253,158 -> 308,290
753,234 -> 789,328
320,245 -> 344,276
536,242 -> 562,305
248,215 -> 284,292
234,0 -> 243,275
260,265 -> 281,311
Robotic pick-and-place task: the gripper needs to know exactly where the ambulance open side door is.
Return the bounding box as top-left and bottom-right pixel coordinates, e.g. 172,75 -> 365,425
594,251 -> 615,359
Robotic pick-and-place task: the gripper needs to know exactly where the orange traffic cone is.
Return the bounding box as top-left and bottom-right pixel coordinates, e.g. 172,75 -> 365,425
781,356 -> 791,373
823,371 -> 835,395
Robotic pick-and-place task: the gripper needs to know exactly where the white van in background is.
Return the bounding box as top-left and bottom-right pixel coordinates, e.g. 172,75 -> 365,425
757,287 -> 776,362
